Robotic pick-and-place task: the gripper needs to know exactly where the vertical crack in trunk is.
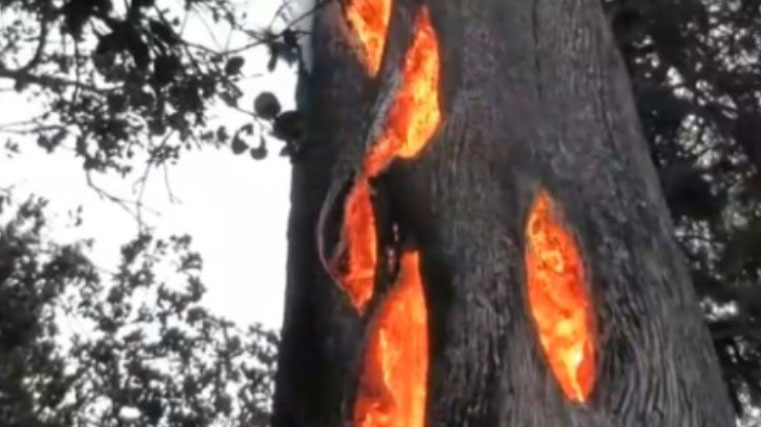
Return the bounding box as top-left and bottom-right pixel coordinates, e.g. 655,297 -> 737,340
341,178 -> 379,313
364,7 -> 441,176
327,5 -> 441,315
525,189 -> 596,403
345,0 -> 392,76
353,251 -> 428,427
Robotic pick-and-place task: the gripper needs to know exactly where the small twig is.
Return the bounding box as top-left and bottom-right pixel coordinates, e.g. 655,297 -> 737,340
0,66 -> 102,91
134,130 -> 176,224
268,0 -> 293,28
162,163 -> 179,204
221,0 -> 330,55
179,7 -> 190,37
0,123 -> 66,135
70,38 -> 83,110
0,119 -> 40,128
86,172 -> 159,233
192,7 -> 223,50
134,162 -> 152,227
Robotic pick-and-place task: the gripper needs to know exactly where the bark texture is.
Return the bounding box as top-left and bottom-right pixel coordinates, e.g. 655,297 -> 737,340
272,1 -> 419,425
273,0 -> 735,426
270,3 -> 365,425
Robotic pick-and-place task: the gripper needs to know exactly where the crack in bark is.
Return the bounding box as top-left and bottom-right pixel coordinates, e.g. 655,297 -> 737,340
531,0 -> 544,99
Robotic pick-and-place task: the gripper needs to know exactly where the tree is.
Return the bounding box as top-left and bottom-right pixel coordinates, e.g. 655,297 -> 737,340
0,191 -> 278,427
3,0 -> 761,424
272,0 -> 737,425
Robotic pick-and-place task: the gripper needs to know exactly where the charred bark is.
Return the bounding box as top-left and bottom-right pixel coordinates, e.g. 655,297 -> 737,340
272,0 -> 420,425
273,0 -> 735,426
270,3 -> 365,425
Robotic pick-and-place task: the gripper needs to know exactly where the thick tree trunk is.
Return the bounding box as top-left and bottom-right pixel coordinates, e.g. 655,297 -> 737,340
270,3 -> 366,426
273,0 -> 734,426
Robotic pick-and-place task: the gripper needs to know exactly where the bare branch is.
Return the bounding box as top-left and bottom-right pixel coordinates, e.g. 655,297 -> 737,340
86,172 -> 159,233
0,66 -> 102,92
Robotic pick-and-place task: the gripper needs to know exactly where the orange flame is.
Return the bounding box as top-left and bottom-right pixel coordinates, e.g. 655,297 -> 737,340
341,178 -> 378,313
340,8 -> 436,423
336,6 -> 441,313
354,251 -> 428,427
525,191 -> 596,403
364,7 -> 441,176
345,0 -> 392,75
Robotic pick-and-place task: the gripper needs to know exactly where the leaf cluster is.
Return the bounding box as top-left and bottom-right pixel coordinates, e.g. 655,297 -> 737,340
0,193 -> 278,427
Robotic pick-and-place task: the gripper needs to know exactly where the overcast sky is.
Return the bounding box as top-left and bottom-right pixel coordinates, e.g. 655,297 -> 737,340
0,0 -> 306,330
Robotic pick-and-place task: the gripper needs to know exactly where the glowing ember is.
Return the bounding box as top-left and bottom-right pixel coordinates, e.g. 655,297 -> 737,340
364,7 -> 441,177
525,191 -> 596,403
340,178 -> 378,313
345,0 -> 392,75
335,6 -> 441,312
354,251 -> 428,427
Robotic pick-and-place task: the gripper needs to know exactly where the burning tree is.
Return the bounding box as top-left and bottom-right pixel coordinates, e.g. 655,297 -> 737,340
273,0 -> 736,426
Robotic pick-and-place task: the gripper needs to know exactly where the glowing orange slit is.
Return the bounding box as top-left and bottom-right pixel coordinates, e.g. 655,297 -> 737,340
341,178 -> 378,313
364,7 -> 441,176
346,0 -> 392,75
525,190 -> 596,403
340,7 -> 436,423
337,6 -> 441,313
354,251 -> 428,427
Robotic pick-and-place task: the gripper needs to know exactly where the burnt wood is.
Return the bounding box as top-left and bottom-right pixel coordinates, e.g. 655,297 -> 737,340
273,0 -> 734,425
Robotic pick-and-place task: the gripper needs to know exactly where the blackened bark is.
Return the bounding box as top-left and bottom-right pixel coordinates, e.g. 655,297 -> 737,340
274,0 -> 735,426
389,0 -> 734,425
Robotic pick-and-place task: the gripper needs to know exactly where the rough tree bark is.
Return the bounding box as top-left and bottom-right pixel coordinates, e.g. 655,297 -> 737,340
273,0 -> 735,426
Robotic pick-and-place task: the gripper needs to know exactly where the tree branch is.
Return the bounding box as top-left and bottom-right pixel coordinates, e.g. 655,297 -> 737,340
0,66 -> 102,93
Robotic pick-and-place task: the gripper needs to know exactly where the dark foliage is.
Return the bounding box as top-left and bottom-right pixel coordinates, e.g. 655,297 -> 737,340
0,192 -> 277,427
605,0 -> 761,415
0,0 -> 309,174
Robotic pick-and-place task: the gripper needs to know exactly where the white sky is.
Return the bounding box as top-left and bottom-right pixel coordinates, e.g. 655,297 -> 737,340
0,0 -> 306,330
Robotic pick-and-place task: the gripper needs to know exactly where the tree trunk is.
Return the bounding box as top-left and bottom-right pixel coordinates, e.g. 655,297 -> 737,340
273,0 -> 734,426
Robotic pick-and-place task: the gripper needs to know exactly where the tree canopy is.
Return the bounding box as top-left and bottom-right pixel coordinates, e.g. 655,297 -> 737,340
0,191 -> 278,427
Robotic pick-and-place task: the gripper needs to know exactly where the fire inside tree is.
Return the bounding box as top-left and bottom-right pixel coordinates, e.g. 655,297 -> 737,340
333,6 -> 439,427
330,5 -> 441,314
273,0 -> 735,424
525,190 -> 596,403
336,0 -> 600,423
341,2 -> 596,419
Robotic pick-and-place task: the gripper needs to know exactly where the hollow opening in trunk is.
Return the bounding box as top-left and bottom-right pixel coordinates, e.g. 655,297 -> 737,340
364,6 -> 441,177
345,0 -> 392,75
333,4 -> 441,315
525,190 -> 596,403
340,177 -> 379,313
353,250 -> 428,427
